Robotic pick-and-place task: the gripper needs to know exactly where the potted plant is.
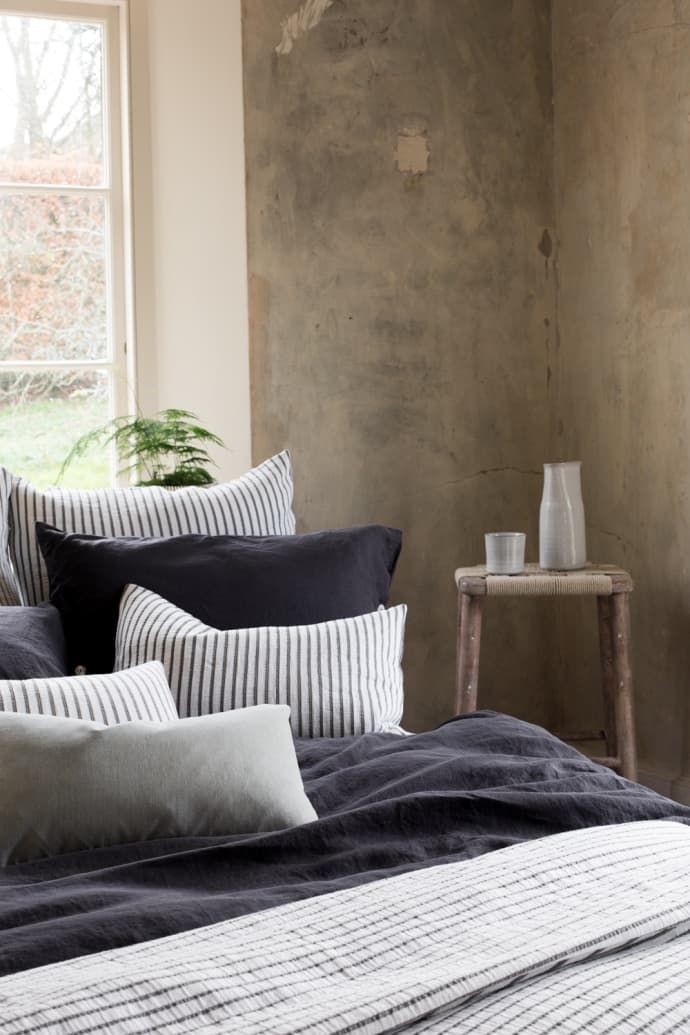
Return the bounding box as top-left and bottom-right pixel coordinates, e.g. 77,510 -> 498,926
59,408 -> 225,487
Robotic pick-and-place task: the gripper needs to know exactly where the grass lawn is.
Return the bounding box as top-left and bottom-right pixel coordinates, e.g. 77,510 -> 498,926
0,395 -> 112,488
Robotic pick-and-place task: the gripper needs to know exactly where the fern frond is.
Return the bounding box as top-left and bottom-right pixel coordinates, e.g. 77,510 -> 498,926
59,408 -> 226,488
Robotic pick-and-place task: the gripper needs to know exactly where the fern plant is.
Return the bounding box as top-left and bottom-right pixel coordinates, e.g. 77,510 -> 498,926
59,409 -> 224,487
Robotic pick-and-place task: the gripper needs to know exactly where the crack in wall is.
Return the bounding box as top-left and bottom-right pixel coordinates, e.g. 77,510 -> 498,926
593,528 -> 633,552
444,467 -> 542,488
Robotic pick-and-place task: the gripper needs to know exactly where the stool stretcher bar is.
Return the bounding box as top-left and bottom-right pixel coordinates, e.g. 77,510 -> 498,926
454,563 -> 637,781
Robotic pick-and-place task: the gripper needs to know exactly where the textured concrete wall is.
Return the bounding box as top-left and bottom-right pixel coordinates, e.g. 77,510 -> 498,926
553,0 -> 690,796
243,0 -> 556,731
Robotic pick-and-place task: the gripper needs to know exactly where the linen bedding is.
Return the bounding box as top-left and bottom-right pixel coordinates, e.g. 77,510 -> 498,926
4,820 -> 690,1034
2,710 -> 690,1033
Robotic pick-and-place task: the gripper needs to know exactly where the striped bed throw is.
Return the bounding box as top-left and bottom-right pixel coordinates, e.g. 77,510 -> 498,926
2,821 -> 690,1033
0,662 -> 178,724
115,583 -> 406,736
0,451 -> 295,606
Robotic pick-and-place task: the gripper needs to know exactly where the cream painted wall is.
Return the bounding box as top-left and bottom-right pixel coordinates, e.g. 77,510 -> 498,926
128,0 -> 251,480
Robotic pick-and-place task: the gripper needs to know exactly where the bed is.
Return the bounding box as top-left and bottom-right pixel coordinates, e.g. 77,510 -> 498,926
2,457 -> 690,1031
2,711 -> 690,1032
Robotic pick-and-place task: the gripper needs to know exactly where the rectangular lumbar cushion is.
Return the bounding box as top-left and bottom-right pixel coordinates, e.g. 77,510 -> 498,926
115,584 -> 406,737
37,522 -> 402,676
0,604 -> 67,679
0,661 -> 178,725
0,451 -> 295,607
0,704 -> 317,865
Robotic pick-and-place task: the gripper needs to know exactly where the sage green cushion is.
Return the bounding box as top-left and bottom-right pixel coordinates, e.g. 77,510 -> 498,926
0,704 -> 317,865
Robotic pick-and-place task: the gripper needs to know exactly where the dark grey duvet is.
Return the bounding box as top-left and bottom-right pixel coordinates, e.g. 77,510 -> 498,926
2,710 -> 688,978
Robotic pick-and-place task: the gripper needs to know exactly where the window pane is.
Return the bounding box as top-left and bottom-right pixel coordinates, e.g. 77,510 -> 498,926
0,369 -> 111,488
0,14 -> 104,186
0,192 -> 107,362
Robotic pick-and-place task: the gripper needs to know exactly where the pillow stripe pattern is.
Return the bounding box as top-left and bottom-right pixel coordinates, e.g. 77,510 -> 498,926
115,585 -> 406,737
0,661 -> 178,725
0,467 -> 19,605
3,451 -> 295,606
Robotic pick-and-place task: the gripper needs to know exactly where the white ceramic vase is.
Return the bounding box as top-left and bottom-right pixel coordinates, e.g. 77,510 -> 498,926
539,461 -> 586,570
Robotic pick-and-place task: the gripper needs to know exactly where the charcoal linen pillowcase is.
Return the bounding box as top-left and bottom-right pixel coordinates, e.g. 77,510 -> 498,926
36,523 -> 403,675
0,704 -> 317,865
0,604 -> 67,678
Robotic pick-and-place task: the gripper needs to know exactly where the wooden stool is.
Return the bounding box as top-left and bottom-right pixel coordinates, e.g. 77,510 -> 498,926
454,563 -> 637,781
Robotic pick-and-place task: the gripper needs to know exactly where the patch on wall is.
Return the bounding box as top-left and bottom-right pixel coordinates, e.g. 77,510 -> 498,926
276,0 -> 335,55
396,118 -> 430,174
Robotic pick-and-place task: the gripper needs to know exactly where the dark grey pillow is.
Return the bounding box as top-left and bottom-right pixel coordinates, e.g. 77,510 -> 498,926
36,522 -> 403,675
0,704 -> 317,865
0,605 -> 67,679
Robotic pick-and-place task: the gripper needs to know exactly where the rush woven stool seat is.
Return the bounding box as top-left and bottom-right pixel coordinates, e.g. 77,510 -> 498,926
454,563 -> 637,780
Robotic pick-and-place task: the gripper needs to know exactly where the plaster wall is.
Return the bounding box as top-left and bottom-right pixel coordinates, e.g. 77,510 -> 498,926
128,0 -> 251,479
553,0 -> 690,796
243,0 -> 556,731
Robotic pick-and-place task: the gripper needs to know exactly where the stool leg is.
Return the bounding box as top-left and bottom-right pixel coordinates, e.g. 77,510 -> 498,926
455,592 -> 483,714
597,596 -> 618,761
610,592 -> 638,782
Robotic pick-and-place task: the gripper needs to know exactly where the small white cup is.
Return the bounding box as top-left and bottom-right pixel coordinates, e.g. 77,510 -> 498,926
485,532 -> 526,575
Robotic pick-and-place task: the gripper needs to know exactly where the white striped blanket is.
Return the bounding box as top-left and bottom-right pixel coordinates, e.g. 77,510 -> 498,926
2,820 -> 690,1034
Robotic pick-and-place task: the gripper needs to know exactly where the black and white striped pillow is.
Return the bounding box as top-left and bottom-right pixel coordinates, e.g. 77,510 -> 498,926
0,661 -> 178,725
1,451 -> 294,606
115,585 -> 406,737
0,467 -> 17,606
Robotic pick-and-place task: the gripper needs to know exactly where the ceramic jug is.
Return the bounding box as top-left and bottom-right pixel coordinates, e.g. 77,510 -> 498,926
539,461 -> 586,570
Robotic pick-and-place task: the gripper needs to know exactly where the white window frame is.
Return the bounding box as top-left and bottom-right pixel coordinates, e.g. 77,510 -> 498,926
0,0 -> 136,481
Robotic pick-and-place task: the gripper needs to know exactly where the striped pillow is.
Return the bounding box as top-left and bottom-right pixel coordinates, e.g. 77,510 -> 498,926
0,451 -> 294,607
115,584 -> 406,737
0,661 -> 178,725
0,468 -> 16,606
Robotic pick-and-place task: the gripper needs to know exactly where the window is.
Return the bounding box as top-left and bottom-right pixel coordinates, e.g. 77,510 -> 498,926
0,0 -> 132,487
